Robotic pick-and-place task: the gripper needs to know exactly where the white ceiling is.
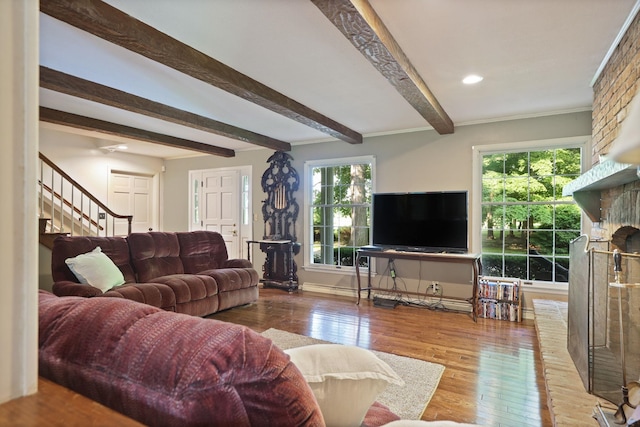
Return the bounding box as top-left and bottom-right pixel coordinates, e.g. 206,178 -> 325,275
39,0 -> 639,159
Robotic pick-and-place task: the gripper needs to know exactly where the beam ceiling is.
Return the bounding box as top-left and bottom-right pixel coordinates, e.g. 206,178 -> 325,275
40,0 -> 363,145
40,67 -> 291,152
311,0 -> 454,135
40,107 -> 235,158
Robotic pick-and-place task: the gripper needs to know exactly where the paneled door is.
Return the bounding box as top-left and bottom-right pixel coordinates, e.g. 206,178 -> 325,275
189,166 -> 252,259
202,169 -> 239,257
110,172 -> 154,235
189,169 -> 239,258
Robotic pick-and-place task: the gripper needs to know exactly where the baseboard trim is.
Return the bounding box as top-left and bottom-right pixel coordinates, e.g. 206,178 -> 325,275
301,282 -> 534,320
301,283 -> 356,298
301,282 -> 472,312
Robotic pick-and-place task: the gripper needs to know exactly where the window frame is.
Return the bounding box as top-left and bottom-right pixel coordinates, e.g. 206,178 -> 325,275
303,155 -> 376,273
472,136 -> 590,291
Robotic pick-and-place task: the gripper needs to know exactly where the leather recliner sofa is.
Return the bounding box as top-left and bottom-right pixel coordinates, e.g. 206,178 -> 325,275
50,230 -> 259,317
38,291 -> 401,427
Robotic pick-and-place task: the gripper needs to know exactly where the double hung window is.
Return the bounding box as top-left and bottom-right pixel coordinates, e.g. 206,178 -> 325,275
304,156 -> 375,270
478,142 -> 583,284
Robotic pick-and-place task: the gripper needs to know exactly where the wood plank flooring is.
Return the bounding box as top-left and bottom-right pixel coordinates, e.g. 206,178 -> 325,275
211,288 -> 553,427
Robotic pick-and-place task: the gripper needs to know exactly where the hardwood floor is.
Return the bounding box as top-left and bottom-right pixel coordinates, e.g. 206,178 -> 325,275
211,288 -> 552,427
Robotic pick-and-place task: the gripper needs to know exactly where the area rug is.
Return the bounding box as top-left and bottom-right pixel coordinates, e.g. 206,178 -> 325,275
261,328 -> 445,420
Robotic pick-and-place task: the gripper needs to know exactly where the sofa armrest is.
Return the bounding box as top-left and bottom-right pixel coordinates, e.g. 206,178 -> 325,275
223,258 -> 253,269
52,281 -> 103,298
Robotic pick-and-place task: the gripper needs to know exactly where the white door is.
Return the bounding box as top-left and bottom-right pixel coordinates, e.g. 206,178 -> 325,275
189,167 -> 252,259
202,170 -> 239,256
110,172 -> 154,235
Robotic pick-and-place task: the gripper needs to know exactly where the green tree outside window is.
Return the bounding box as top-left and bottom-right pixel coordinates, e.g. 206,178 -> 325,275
310,160 -> 373,268
481,148 -> 581,283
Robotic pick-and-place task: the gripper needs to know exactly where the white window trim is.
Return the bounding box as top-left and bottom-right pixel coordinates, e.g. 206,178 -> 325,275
471,135 -> 590,291
303,155 -> 376,273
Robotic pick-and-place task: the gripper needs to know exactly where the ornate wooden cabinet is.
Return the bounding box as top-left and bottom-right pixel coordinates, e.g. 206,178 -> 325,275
251,152 -> 301,291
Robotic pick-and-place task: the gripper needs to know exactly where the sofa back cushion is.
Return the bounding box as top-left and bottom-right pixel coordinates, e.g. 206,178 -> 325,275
51,236 -> 137,284
176,231 -> 230,273
38,291 -> 324,427
127,232 -> 184,282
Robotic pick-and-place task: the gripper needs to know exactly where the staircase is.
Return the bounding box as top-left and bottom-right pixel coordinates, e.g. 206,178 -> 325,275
38,153 -> 133,249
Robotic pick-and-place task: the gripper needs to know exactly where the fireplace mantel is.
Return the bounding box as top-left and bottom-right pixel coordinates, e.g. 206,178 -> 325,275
562,160 -> 638,221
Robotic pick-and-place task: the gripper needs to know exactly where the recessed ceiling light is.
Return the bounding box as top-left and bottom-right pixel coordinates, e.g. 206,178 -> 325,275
117,145 -> 128,150
463,74 -> 483,85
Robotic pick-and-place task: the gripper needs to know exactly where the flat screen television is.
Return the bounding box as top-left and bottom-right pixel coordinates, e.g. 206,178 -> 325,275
371,191 -> 468,253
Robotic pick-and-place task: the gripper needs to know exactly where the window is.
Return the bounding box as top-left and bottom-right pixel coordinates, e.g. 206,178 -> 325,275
304,156 -> 375,270
241,174 -> 249,226
478,143 -> 583,284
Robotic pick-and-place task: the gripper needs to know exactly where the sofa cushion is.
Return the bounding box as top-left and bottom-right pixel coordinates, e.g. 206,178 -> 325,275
176,231 -> 230,272
285,344 -> 404,427
38,291 -> 324,427
363,402 -> 402,427
127,232 -> 184,282
198,268 -> 258,292
52,236 -> 137,284
64,246 -> 126,292
383,422 -> 481,427
218,286 -> 259,312
52,280 -> 104,298
102,282 -> 177,311
148,274 -> 218,303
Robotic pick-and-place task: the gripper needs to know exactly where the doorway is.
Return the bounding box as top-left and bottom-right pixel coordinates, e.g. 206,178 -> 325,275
109,171 -> 157,235
189,166 -> 252,259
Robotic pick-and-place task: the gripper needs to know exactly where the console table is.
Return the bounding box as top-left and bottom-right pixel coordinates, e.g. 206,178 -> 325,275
355,249 -> 482,320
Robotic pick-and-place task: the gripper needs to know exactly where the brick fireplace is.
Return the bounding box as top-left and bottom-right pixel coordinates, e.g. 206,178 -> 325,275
566,194 -> 640,406
561,8 -> 640,417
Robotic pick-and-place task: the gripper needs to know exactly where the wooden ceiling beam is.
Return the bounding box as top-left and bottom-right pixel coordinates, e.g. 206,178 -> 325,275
311,0 -> 454,135
40,67 -> 291,152
40,0 -> 363,144
40,107 -> 235,158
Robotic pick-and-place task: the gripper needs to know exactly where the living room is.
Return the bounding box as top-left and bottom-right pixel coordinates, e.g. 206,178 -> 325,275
4,1 -> 640,426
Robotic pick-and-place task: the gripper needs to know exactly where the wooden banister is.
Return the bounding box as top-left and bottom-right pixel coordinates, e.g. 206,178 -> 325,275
39,152 -> 133,235
38,180 -> 104,231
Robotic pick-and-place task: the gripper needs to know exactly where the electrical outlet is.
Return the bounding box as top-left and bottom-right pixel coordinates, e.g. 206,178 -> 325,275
430,282 -> 440,293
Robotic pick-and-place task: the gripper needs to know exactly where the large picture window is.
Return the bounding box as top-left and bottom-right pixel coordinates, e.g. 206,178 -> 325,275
480,145 -> 583,283
304,156 -> 374,270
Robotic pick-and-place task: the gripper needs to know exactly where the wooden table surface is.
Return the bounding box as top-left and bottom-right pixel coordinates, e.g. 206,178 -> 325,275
0,377 -> 143,427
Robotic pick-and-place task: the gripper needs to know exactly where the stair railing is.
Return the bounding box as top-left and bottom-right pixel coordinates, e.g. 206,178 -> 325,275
38,153 -> 132,236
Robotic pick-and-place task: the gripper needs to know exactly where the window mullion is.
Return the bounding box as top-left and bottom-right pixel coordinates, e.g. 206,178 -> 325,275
305,156 -> 374,271
480,146 -> 582,284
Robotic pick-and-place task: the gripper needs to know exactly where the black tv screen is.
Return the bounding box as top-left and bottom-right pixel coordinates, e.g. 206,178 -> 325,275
371,191 -> 468,253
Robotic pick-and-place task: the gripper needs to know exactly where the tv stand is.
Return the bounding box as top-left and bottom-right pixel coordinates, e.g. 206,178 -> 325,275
355,249 -> 482,321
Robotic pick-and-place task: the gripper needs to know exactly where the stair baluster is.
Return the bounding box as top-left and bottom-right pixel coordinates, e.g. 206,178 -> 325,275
38,153 -> 132,248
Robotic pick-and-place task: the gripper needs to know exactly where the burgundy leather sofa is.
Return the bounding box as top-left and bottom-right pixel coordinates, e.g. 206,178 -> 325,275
39,291 -> 400,427
50,231 -> 259,317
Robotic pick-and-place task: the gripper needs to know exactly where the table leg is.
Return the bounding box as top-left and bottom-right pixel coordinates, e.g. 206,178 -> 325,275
471,257 -> 480,322
356,252 -> 361,305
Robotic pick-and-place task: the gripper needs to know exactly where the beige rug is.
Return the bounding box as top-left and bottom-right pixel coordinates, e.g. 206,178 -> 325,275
261,328 -> 445,420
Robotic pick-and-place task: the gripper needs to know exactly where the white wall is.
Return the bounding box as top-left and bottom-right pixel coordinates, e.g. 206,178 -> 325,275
164,111 -> 592,309
39,126 -> 165,204
0,0 -> 39,404
162,148 -> 267,232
